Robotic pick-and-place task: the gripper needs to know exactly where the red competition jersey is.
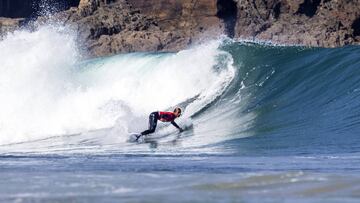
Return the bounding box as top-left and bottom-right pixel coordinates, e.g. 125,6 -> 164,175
158,111 -> 176,122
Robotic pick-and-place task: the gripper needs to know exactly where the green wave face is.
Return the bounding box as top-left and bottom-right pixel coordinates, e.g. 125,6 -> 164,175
214,43 -> 360,155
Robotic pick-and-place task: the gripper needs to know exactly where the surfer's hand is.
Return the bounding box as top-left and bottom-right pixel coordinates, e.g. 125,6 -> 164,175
179,128 -> 184,132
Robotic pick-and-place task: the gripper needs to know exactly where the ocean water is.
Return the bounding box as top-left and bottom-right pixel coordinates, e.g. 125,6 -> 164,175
1,26 -> 360,202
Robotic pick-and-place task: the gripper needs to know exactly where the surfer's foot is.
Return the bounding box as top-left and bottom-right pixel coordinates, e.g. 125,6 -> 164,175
135,134 -> 142,141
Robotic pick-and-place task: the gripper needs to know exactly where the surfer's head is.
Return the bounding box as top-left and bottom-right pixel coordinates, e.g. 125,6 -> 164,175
173,107 -> 182,117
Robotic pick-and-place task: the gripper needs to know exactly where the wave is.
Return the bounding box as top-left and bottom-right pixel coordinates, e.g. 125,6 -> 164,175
0,26 -> 235,146
1,25 -> 360,155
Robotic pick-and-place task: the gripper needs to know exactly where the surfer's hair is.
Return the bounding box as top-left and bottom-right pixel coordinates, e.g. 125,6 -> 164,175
174,107 -> 182,114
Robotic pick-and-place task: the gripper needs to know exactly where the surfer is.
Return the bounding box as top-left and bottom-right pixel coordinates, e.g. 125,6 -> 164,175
136,107 -> 183,140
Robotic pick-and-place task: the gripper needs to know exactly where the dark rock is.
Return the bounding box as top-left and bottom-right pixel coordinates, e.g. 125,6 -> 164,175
1,0 -> 360,57
234,0 -> 360,47
49,0 -> 224,57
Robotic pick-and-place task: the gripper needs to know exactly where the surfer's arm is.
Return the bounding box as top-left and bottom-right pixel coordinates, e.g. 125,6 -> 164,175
171,121 -> 183,132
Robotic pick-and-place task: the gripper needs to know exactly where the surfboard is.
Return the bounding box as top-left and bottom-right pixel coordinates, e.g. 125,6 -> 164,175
127,123 -> 193,144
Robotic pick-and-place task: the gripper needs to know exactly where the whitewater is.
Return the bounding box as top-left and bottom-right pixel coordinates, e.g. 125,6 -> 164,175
1,25 -> 360,202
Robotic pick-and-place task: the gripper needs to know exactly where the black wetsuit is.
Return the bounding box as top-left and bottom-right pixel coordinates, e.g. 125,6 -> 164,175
141,111 -> 181,136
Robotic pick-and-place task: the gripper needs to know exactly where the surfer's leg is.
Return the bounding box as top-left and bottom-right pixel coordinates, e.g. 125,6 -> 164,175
141,112 -> 158,135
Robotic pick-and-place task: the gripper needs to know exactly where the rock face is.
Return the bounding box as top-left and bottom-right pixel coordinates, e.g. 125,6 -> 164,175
34,0 -> 224,57
233,0 -> 360,47
1,0 -> 360,57
39,0 -> 224,57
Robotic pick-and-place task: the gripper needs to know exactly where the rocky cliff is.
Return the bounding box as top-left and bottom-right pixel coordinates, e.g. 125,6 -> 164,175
234,0 -> 360,47
34,0 -> 224,57
1,0 -> 360,57
74,0 -> 224,56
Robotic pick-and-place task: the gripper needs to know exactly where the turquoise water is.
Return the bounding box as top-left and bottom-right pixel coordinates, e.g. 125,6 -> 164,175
1,26 -> 360,202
